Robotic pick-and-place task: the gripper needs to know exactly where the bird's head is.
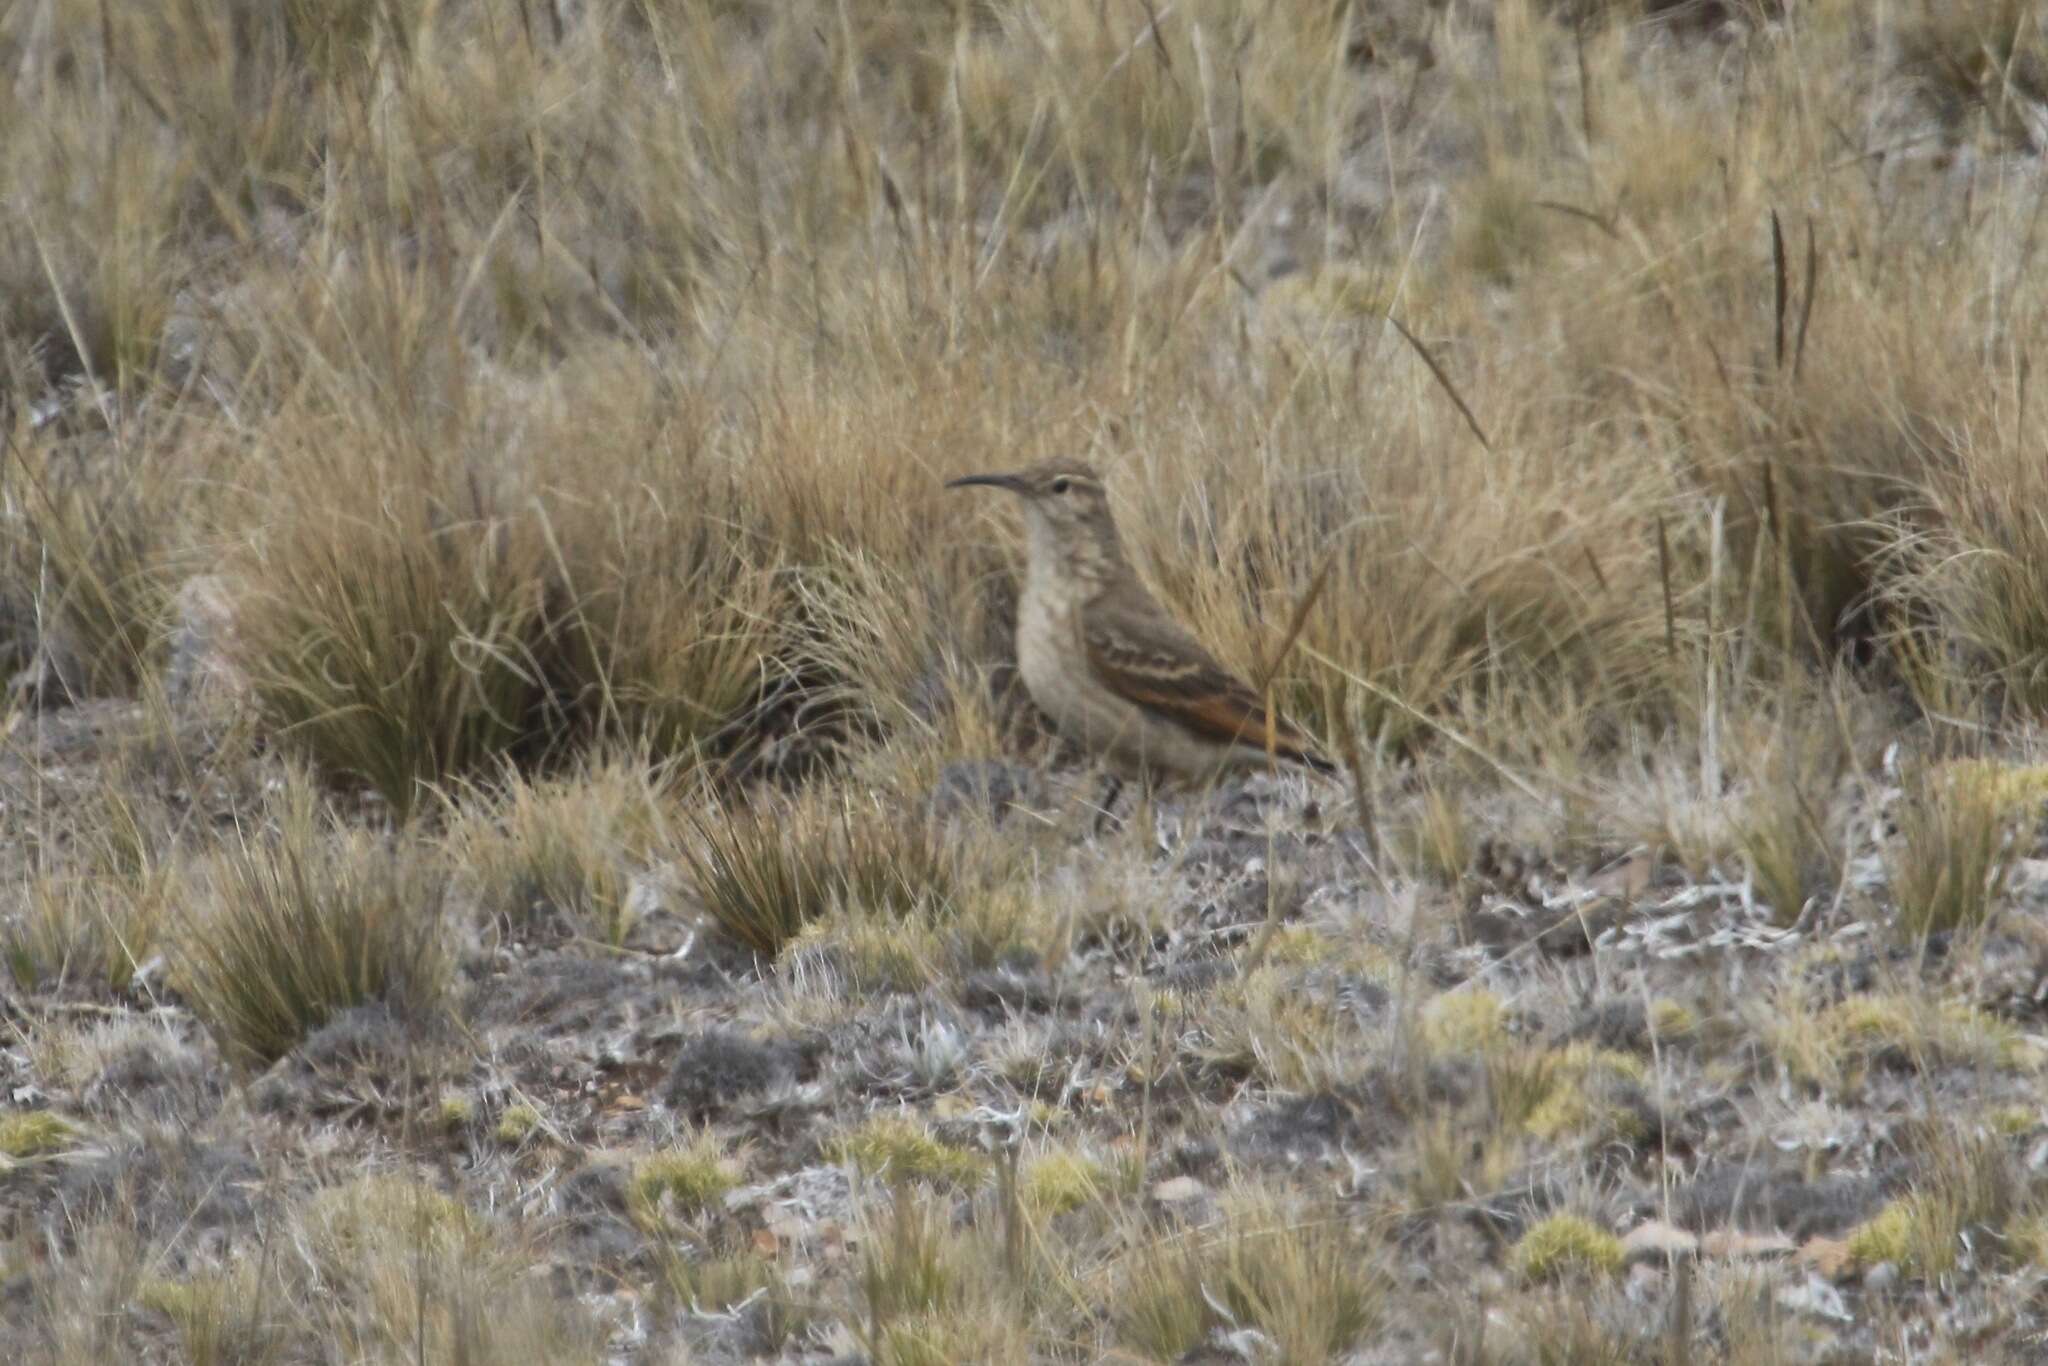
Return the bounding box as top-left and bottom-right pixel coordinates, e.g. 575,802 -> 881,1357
945,461 -> 1125,577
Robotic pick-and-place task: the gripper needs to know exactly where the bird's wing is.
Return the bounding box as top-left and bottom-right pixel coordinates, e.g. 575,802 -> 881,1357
1081,587 -> 1332,772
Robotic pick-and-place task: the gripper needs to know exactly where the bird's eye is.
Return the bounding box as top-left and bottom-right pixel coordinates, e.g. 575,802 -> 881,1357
1050,476 -> 1072,495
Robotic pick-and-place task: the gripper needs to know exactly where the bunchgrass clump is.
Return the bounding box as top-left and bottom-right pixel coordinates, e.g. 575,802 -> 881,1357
662,1250 -> 801,1334
9,1224 -> 149,1364
633,1131 -> 738,1222
1879,419 -> 2048,721
858,1188 -> 960,1326
532,439 -> 791,763
436,1095 -> 476,1133
832,1117 -> 984,1189
4,875 -> 161,996
1889,759 -> 2039,939
1188,968 -> 1346,1091
1402,1111 -> 1519,1211
302,1178 -> 479,1268
229,458 -> 556,822
784,910 -> 942,997
139,1262 -> 283,1366
446,753 -> 667,946
1520,1045 -> 1650,1145
3,776 -> 178,994
848,1181 -> 1042,1365
1117,1207 -> 1384,1363
1847,1128 -> 2033,1279
1767,991 -> 2037,1093
1491,1291 -> 1642,1366
0,439 -> 168,700
228,361 -> 788,819
171,780 -> 452,1067
1846,1200 -> 1917,1273
1735,721 -> 1855,926
296,1175 -> 602,1359
1484,1042 -> 1575,1136
677,785 -> 961,957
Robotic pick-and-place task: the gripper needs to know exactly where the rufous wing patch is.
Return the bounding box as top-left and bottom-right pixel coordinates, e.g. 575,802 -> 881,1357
1083,618 -> 1319,762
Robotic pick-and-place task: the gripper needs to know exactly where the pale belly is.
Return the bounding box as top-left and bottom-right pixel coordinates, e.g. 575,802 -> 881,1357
1014,586 -> 1244,780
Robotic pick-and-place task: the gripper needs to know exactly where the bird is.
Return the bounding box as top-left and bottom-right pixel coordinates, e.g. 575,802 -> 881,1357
946,460 -> 1335,810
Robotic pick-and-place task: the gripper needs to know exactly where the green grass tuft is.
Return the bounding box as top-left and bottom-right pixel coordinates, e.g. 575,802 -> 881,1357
0,1111 -> 80,1160
633,1133 -> 738,1220
832,1117 -> 984,1188
1513,1214 -> 1625,1282
493,1103 -> 543,1146
1020,1150 -> 1108,1217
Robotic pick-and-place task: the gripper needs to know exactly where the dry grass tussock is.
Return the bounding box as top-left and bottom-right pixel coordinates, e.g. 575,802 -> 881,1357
7,0 -> 2048,1359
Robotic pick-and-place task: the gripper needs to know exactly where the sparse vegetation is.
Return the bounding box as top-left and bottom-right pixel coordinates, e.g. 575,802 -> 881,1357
6,0 -> 2048,1356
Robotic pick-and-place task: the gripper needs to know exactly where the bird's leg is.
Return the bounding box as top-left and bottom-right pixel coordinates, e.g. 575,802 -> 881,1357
1135,773 -> 1163,847
1091,772 -> 1126,836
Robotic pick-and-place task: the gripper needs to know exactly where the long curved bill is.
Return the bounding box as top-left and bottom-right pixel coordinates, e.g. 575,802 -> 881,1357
945,473 -> 1028,492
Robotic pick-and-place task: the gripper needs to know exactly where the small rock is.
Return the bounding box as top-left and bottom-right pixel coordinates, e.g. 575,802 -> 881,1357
1796,1236 -> 1855,1281
1533,897 -> 1631,956
559,1160 -> 634,1215
81,1033 -> 224,1125
1626,1260 -> 1668,1301
1229,1090 -> 1369,1168
56,1134 -> 263,1264
1620,1219 -> 1698,1264
1568,999 -> 1653,1053
1777,1271 -> 1854,1323
959,965 -> 1056,1014
661,1029 -> 804,1117
1863,1261 -> 1899,1293
1151,1175 -> 1208,1205
1678,1165 -> 1883,1240
1699,1229 -> 1795,1260
1171,1137 -> 1222,1176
